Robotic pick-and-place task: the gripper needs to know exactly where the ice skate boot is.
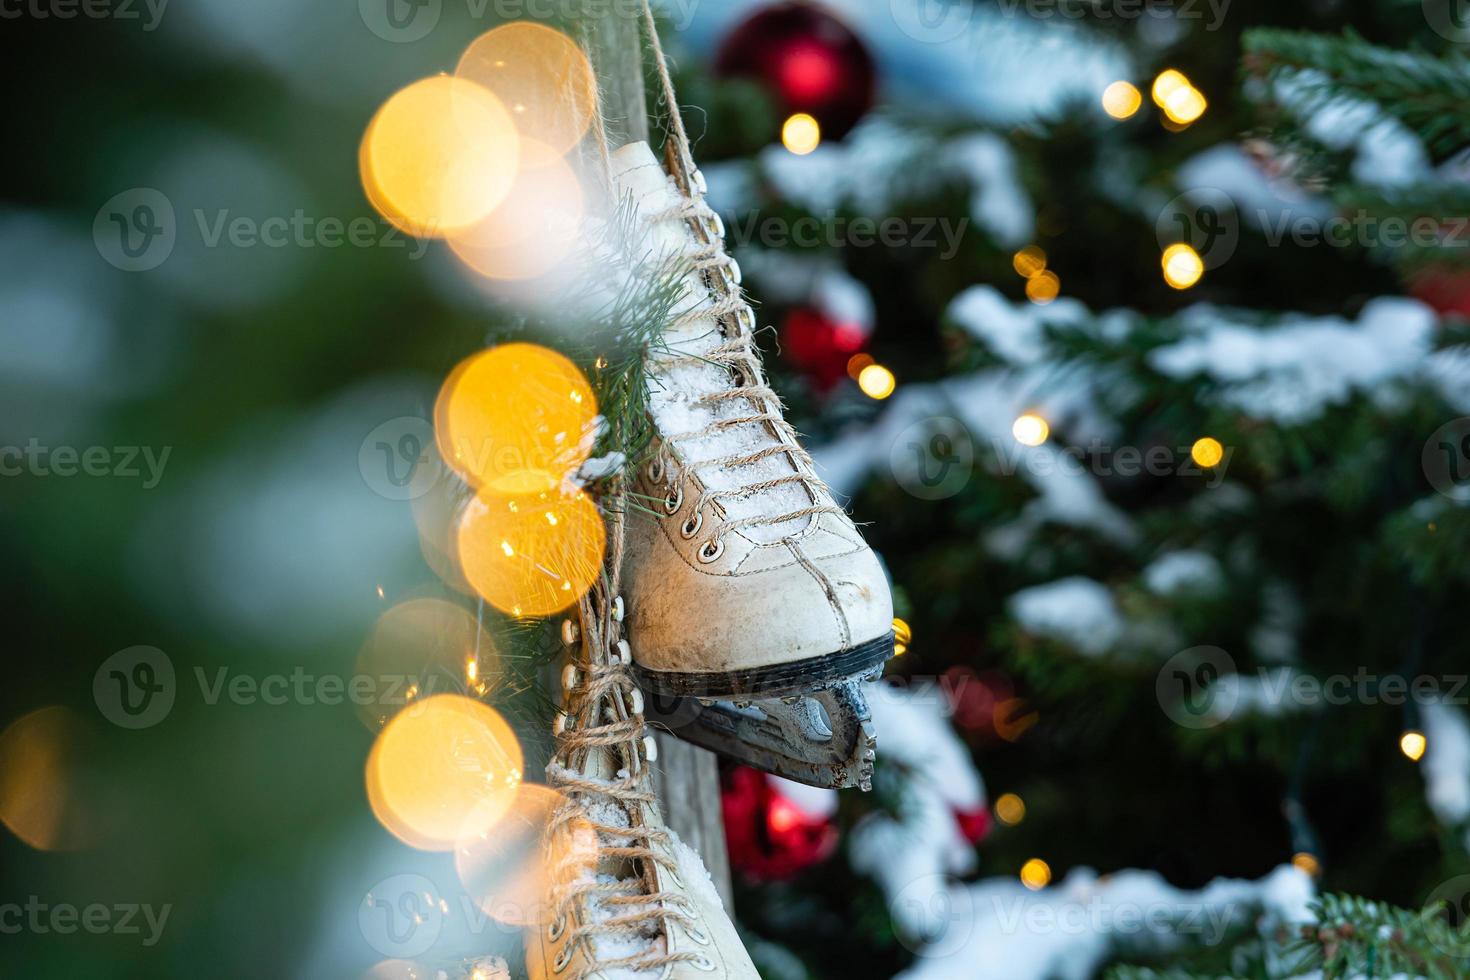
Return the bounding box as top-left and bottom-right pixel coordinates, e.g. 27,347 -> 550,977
608,140 -> 892,790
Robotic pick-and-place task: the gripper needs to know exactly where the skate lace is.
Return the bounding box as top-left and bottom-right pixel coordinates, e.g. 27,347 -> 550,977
641,195 -> 846,552
544,597 -> 708,978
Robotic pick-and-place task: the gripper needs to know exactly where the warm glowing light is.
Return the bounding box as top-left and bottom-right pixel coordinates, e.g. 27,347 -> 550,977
366,694 -> 524,851
448,139 -> 587,282
1101,81 -> 1142,120
1012,413 -> 1050,447
781,112 -> 822,155
435,343 -> 597,492
1012,245 -> 1047,279
1162,242 -> 1205,290
0,707 -> 98,851
768,797 -> 802,834
1162,84 -> 1207,125
1025,269 -> 1060,304
857,363 -> 896,400
1400,730 -> 1428,762
995,793 -> 1026,826
355,598 -> 498,730
456,22 -> 597,156
892,617 -> 912,657
1291,852 -> 1322,877
1190,437 -> 1225,468
1151,69 -> 1191,107
456,784 -> 592,927
846,352 -> 875,380
1020,858 -> 1052,890
456,486 -> 606,618
360,76 -> 520,238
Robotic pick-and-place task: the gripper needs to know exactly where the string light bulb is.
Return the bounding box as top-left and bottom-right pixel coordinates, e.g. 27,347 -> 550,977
995,793 -> 1026,826
1025,269 -> 1060,304
1012,245 -> 1047,278
1190,437 -> 1224,468
1101,81 -> 1142,120
857,363 -> 896,400
1020,858 -> 1052,890
1162,242 -> 1205,290
781,113 -> 822,155
1400,730 -> 1427,762
1012,413 -> 1050,447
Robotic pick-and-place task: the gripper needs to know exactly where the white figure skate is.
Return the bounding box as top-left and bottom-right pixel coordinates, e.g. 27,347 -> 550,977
609,141 -> 893,790
530,593 -> 759,980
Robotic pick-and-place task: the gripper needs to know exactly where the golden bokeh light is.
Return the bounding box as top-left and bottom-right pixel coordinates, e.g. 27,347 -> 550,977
1101,81 -> 1142,120
456,784 -> 595,927
1020,858 -> 1052,890
1291,852 -> 1322,878
1025,269 -> 1060,304
1190,436 -> 1225,468
1400,730 -> 1427,762
995,793 -> 1026,826
1162,242 -> 1205,290
1012,245 -> 1047,279
1012,413 -> 1050,447
456,486 -> 606,618
892,617 -> 912,657
435,343 -> 597,492
0,706 -> 99,852
366,694 -> 524,851
781,112 -> 822,155
1151,69 -> 1191,106
456,22 -> 597,155
448,140 -> 587,282
355,598 -> 497,731
846,352 -> 875,380
857,363 -> 896,400
360,76 -> 521,238
1162,84 -> 1207,125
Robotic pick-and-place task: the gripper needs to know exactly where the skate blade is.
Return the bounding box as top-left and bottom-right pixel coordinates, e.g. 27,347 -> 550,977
642,676 -> 879,791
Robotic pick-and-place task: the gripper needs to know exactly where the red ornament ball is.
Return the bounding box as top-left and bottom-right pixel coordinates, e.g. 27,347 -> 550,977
952,805 -> 992,846
722,766 -> 839,880
1410,267 -> 1470,319
715,2 -> 876,140
781,305 -> 869,391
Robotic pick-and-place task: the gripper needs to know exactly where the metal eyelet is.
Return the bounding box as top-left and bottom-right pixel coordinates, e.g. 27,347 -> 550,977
548,915 -> 567,942
736,305 -> 756,334
680,511 -> 703,540
692,955 -> 716,972
687,925 -> 710,946
561,620 -> 579,646
691,169 -> 708,196
663,483 -> 683,515
697,538 -> 725,564
646,457 -> 665,485
553,947 -> 573,973
723,258 -> 742,285
709,213 -> 725,238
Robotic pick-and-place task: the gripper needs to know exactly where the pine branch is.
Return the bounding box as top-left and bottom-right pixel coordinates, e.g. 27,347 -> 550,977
1331,182 -> 1470,272
1291,893 -> 1470,979
1242,29 -> 1470,161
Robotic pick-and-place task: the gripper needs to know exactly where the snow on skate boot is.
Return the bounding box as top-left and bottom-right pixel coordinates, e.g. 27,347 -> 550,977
608,140 -> 893,790
529,597 -> 759,980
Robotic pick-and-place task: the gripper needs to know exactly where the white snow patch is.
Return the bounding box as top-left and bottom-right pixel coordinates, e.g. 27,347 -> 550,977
1008,577 -> 1123,656
1142,550 -> 1224,597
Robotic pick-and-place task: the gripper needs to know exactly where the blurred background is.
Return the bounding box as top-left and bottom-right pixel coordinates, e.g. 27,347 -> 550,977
3,0 -> 1470,977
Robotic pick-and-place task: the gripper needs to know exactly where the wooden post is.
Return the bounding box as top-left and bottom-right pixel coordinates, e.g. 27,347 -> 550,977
579,4 -> 736,912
